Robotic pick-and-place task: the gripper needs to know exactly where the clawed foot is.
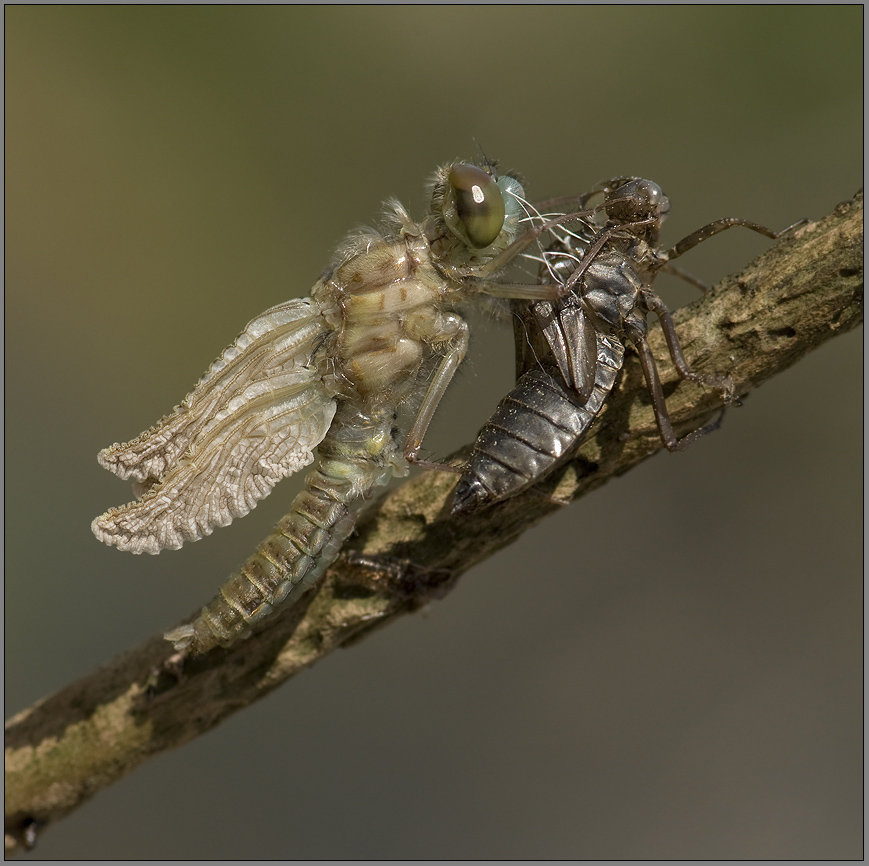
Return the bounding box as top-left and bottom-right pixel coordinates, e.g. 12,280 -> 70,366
344,551 -> 456,602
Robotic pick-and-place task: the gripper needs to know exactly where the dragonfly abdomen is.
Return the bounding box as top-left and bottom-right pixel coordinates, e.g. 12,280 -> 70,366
453,335 -> 625,515
165,406 -> 402,653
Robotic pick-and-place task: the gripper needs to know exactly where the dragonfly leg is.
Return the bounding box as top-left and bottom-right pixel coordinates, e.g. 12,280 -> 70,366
403,316 -> 469,471
475,278 -> 569,301
659,262 -> 711,292
644,294 -> 734,400
635,339 -> 727,452
474,215 -> 657,303
664,217 -> 808,262
344,551 -> 457,612
529,189 -> 602,215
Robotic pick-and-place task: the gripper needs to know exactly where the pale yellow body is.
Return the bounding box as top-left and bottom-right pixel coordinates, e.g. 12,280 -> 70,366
93,162 -> 560,652
323,232 -> 459,400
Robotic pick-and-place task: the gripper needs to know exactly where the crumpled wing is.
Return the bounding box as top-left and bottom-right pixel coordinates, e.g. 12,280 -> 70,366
92,298 -> 337,554
515,295 -> 599,405
534,300 -> 598,403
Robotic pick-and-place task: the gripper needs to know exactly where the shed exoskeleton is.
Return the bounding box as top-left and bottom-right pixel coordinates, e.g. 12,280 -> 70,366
452,177 -> 805,514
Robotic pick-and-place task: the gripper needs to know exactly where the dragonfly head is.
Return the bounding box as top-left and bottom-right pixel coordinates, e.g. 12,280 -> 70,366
431,162 -> 526,258
602,178 -> 670,227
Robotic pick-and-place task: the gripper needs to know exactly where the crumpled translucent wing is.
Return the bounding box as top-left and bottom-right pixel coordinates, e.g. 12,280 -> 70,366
92,298 -> 337,554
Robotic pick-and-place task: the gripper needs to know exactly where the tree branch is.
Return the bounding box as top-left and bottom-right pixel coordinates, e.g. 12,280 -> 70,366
5,191 -> 863,855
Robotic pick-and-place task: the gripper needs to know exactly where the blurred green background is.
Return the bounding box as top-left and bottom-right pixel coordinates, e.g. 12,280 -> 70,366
5,6 -> 862,859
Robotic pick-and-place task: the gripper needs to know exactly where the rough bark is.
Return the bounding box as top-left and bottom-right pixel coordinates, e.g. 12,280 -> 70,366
5,191 -> 863,855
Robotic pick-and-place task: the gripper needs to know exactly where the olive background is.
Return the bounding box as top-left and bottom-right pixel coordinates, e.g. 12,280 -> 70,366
5,7 -> 862,859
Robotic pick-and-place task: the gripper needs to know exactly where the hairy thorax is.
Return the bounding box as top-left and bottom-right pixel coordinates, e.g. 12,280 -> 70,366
318,233 -> 454,399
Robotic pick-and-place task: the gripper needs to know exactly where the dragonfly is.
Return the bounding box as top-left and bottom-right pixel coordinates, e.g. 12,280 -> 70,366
452,177 -> 805,514
92,160 -> 579,654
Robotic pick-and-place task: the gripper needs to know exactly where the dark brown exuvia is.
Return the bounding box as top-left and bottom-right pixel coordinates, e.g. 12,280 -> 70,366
453,177 -> 805,514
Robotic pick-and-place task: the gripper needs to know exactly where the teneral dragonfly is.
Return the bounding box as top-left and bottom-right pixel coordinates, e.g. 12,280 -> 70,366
452,177 -> 804,514
92,161 -> 575,653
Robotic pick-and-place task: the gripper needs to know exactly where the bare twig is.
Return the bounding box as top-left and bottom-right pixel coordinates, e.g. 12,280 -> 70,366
5,191 -> 862,855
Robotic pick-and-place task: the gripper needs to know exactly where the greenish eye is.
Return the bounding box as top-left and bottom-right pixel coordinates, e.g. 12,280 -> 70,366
444,163 -> 506,249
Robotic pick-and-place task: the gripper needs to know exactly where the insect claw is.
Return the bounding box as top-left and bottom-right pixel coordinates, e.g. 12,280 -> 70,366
345,550 -> 409,580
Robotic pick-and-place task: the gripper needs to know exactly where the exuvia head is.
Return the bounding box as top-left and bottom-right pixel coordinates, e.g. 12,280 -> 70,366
435,162 -> 526,251
603,178 -> 670,226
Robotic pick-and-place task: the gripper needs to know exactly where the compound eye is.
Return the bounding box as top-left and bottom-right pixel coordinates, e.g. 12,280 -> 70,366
445,164 -> 506,248
606,179 -> 668,223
